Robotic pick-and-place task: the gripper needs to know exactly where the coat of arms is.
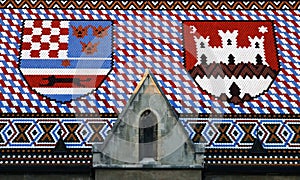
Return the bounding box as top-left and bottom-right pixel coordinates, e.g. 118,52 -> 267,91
184,21 -> 279,104
19,20 -> 113,103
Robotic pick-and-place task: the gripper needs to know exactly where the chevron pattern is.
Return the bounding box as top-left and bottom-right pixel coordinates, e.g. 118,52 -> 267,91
0,1 -> 299,10
190,63 -> 277,79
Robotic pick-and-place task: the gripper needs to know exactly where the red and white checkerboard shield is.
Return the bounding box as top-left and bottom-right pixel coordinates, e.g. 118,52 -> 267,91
19,20 -> 113,103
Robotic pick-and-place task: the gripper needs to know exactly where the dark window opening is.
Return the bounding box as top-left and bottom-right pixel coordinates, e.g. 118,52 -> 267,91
139,110 -> 158,160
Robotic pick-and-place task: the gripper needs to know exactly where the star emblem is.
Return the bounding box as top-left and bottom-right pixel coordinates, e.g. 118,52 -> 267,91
61,59 -> 71,67
258,26 -> 268,34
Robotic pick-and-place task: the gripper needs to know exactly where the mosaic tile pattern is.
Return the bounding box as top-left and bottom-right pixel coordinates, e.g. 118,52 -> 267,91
1,116 -> 300,149
0,117 -> 116,148
183,118 -> 300,149
0,9 -> 299,114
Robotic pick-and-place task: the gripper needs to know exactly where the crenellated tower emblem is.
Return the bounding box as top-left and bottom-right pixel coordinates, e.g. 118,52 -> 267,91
184,21 -> 279,104
194,30 -> 266,66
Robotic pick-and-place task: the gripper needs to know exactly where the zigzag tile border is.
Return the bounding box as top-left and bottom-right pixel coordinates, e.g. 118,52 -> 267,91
0,1 -> 299,10
2,116 -> 300,149
183,118 -> 300,149
0,117 -> 116,148
0,9 -> 299,114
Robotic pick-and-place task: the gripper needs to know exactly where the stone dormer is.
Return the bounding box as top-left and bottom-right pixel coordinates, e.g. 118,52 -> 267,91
92,70 -> 204,179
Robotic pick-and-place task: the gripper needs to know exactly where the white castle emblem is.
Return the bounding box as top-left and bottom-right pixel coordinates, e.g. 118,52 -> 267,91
194,30 -> 266,65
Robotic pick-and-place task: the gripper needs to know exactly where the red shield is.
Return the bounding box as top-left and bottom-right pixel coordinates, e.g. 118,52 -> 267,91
184,21 -> 279,104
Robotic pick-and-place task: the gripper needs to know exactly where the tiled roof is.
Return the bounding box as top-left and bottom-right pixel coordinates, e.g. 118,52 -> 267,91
0,3 -> 299,173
